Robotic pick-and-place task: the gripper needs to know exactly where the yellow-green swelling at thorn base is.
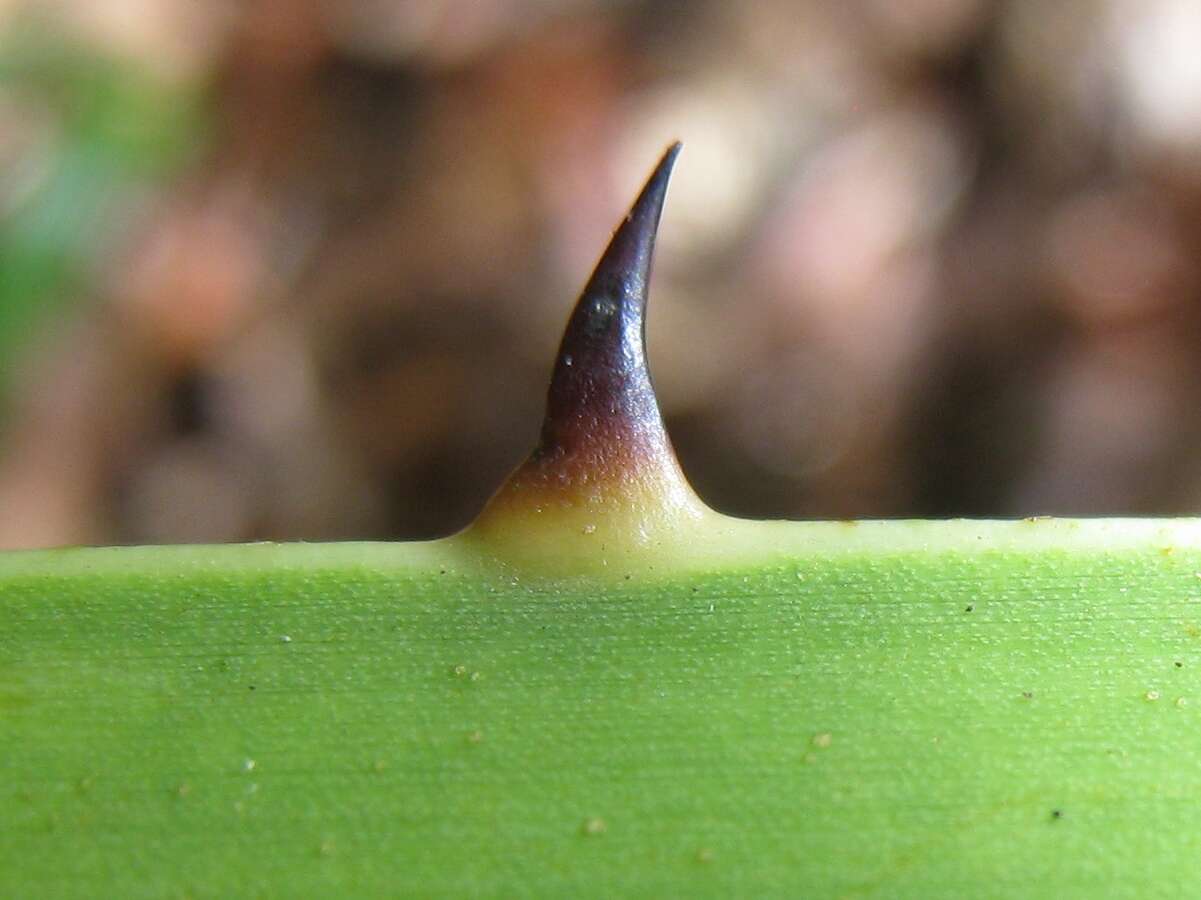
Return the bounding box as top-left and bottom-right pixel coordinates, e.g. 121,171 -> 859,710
4,146 -> 1201,898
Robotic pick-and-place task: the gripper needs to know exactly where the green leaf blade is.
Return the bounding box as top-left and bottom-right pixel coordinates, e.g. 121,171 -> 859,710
4,529 -> 1201,896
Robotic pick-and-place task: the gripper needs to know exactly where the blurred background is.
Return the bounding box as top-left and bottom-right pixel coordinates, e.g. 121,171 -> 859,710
3,0 -> 1201,548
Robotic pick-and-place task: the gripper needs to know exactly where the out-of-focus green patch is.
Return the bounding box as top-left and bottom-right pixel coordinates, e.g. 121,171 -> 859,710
0,25 -> 206,402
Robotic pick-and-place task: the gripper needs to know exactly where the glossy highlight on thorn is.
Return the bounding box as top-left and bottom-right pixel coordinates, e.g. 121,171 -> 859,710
468,142 -> 714,571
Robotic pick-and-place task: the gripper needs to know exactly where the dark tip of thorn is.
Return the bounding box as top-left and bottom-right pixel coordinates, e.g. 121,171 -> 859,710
539,144 -> 682,449
583,141 -> 681,321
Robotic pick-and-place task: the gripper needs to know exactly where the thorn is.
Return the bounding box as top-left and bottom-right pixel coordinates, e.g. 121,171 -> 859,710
469,143 -> 708,568
539,141 -> 681,467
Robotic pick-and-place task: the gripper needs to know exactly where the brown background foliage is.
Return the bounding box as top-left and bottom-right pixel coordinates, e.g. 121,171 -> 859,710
4,0 -> 1201,547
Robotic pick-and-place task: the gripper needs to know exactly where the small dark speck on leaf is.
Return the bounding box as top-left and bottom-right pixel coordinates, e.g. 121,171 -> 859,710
248,685 -> 256,691
1176,661 -> 1184,668
965,604 -> 974,612
1051,809 -> 1063,820
1021,691 -> 1034,699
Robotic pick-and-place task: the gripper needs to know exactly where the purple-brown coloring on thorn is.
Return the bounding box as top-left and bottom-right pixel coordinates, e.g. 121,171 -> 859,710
471,142 -> 708,557
533,141 -> 681,487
